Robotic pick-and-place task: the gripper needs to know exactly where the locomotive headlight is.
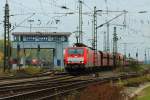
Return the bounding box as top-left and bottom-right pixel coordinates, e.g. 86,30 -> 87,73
80,58 -> 84,63
68,61 -> 72,63
80,61 -> 84,63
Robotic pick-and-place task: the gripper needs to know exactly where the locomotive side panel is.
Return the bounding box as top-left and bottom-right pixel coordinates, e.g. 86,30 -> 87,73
86,49 -> 94,67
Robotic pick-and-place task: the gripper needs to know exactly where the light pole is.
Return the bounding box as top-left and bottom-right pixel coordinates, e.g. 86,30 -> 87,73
78,0 -> 83,43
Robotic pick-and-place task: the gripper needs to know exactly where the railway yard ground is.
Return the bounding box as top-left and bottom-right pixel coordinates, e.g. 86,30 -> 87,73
0,65 -> 149,100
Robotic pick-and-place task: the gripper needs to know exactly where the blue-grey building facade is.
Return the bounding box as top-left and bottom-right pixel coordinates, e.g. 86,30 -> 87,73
12,32 -> 71,68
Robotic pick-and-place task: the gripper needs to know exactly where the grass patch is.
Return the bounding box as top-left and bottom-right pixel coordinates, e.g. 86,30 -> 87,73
0,66 -> 44,77
0,68 -> 15,77
121,65 -> 144,73
23,66 -> 42,75
54,67 -> 64,72
117,75 -> 150,87
0,68 -> 4,75
140,64 -> 150,68
137,86 -> 150,100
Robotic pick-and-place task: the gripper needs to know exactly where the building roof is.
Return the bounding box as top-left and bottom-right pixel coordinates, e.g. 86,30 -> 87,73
12,32 -> 71,36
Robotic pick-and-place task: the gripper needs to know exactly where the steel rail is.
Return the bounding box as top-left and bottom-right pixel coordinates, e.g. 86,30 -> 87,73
0,71 -> 68,81
0,74 -> 70,87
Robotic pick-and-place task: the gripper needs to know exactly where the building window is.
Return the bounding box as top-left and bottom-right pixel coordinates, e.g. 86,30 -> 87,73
53,36 -> 61,41
26,36 -> 35,41
14,36 -> 19,41
38,36 -> 48,41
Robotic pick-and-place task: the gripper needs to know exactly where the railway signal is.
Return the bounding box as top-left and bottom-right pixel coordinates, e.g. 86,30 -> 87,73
38,44 -> 40,52
136,52 -> 138,65
145,50 -> 147,64
17,44 -> 20,69
128,53 -> 131,58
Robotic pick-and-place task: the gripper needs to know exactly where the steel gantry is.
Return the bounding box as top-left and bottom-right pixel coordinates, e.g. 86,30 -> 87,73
4,0 -> 11,72
113,27 -> 118,67
93,6 -> 98,67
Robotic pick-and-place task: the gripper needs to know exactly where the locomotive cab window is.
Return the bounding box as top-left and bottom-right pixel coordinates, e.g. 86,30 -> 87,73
68,48 -> 84,55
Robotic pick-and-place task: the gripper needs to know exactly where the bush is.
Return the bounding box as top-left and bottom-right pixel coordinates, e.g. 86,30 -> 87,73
80,84 -> 126,100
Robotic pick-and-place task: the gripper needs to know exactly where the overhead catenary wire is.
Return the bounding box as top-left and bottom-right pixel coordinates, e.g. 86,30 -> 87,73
38,0 -> 45,14
16,25 -> 57,29
96,12 -> 127,29
11,0 -> 37,12
82,1 -> 93,11
10,13 -> 35,32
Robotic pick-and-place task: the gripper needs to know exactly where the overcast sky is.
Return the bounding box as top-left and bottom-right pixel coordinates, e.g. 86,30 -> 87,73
0,0 -> 150,60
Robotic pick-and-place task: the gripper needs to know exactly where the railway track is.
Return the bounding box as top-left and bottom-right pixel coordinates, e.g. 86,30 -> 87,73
0,76 -> 79,98
0,70 -> 66,81
0,72 -> 140,100
0,72 -> 68,86
0,73 -> 73,88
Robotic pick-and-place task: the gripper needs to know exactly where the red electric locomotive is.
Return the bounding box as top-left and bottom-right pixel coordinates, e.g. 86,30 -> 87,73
64,45 -> 125,72
64,47 -> 89,72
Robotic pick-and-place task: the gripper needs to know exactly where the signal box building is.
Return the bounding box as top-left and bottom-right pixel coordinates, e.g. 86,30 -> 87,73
12,32 -> 71,68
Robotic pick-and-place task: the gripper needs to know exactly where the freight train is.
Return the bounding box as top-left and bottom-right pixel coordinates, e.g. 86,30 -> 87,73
64,43 -> 137,73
